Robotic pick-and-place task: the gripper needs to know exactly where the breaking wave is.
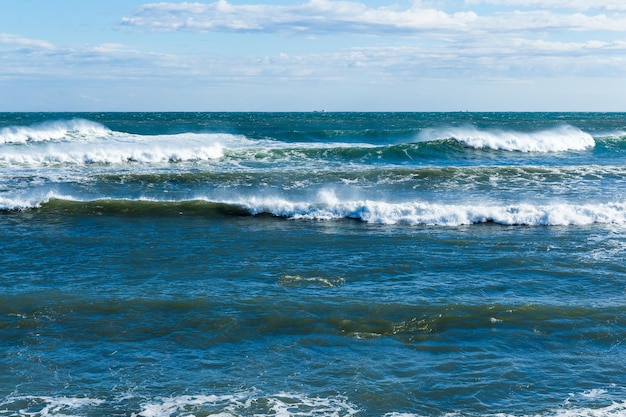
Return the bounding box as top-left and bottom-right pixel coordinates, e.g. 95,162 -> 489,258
0,119 -> 111,144
5,193 -> 626,227
0,119 -> 608,170
232,193 -> 626,226
417,124 -> 595,152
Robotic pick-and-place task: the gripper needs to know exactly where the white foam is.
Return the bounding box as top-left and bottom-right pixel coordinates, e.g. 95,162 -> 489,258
0,194 -> 50,211
6,189 -> 626,227
134,394 -> 237,417
133,392 -> 359,417
0,395 -> 104,417
0,190 -> 82,211
0,134 -> 226,166
382,402 -> 626,417
0,119 -> 111,144
551,402 -> 626,417
233,192 -> 626,226
0,127 -> 368,168
0,119 -> 380,168
1,392 -> 624,417
417,125 -> 595,152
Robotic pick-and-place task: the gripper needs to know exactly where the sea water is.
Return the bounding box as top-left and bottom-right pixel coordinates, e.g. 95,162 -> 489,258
1,112 -> 625,417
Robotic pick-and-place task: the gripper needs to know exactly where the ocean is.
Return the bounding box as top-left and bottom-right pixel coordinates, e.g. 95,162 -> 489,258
1,112 -> 625,417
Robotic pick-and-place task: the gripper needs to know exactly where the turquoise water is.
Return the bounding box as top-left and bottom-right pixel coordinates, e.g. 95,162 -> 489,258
1,113 -> 626,417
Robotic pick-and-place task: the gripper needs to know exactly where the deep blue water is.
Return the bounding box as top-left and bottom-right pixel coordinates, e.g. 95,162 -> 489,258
1,112 -> 626,417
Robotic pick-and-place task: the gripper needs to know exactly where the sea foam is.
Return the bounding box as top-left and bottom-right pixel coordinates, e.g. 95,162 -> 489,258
0,395 -> 105,417
134,392 -> 359,417
0,133 -> 227,166
0,119 -> 111,144
417,124 -> 595,152
6,192 -> 626,227
234,193 -> 626,226
1,392 -> 623,417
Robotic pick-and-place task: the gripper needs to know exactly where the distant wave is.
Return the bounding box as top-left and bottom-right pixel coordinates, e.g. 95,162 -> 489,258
0,139 -> 226,166
0,119 -> 608,153
417,124 -> 595,152
0,119 -> 373,167
594,130 -> 626,139
5,193 -> 626,227
0,132 -> 232,166
0,119 -> 111,144
0,119 -> 608,169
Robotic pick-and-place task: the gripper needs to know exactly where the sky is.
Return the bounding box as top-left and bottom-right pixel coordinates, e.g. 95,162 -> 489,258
1,0 -> 625,111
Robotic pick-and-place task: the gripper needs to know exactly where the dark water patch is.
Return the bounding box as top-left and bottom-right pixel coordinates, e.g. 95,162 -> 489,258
31,198 -> 253,217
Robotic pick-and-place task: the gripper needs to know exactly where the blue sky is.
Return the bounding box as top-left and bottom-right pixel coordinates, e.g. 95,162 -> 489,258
1,0 -> 625,111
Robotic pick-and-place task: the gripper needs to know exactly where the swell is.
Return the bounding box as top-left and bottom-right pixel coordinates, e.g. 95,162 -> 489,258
0,119 -> 111,144
5,164 -> 624,215
5,196 -> 626,227
3,118 -> 622,169
0,137 -> 609,168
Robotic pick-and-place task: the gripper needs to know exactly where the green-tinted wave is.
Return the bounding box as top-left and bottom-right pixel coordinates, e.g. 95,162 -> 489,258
37,198 -> 252,217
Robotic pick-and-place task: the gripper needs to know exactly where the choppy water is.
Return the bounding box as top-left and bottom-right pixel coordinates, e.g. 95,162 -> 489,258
1,112 -> 625,417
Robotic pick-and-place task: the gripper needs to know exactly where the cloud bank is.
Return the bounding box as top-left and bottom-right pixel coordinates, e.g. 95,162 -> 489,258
120,0 -> 626,34
120,0 -> 477,34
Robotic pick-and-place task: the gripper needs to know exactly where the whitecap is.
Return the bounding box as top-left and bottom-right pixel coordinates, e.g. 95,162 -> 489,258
0,119 -> 111,144
230,192 -> 626,226
417,125 -> 595,152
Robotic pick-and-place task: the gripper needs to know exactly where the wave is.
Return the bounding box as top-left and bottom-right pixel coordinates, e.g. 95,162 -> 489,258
0,119 -> 112,144
6,194 -> 626,227
0,119 -> 376,167
0,132 -> 236,166
417,124 -> 595,152
0,139 -> 226,166
0,118 -> 607,169
594,129 -> 626,139
234,194 -> 626,226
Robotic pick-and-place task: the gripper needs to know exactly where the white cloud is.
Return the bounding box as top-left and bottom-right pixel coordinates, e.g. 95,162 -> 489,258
0,33 -> 56,51
120,0 -> 626,35
0,33 -> 189,80
333,38 -> 626,79
120,0 -> 478,34
464,0 -> 626,12
480,10 -> 626,32
2,28 -> 626,86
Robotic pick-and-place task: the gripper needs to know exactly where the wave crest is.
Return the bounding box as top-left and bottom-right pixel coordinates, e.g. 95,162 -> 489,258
417,125 -> 595,152
236,193 -> 626,226
0,119 -> 111,144
9,194 -> 626,227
